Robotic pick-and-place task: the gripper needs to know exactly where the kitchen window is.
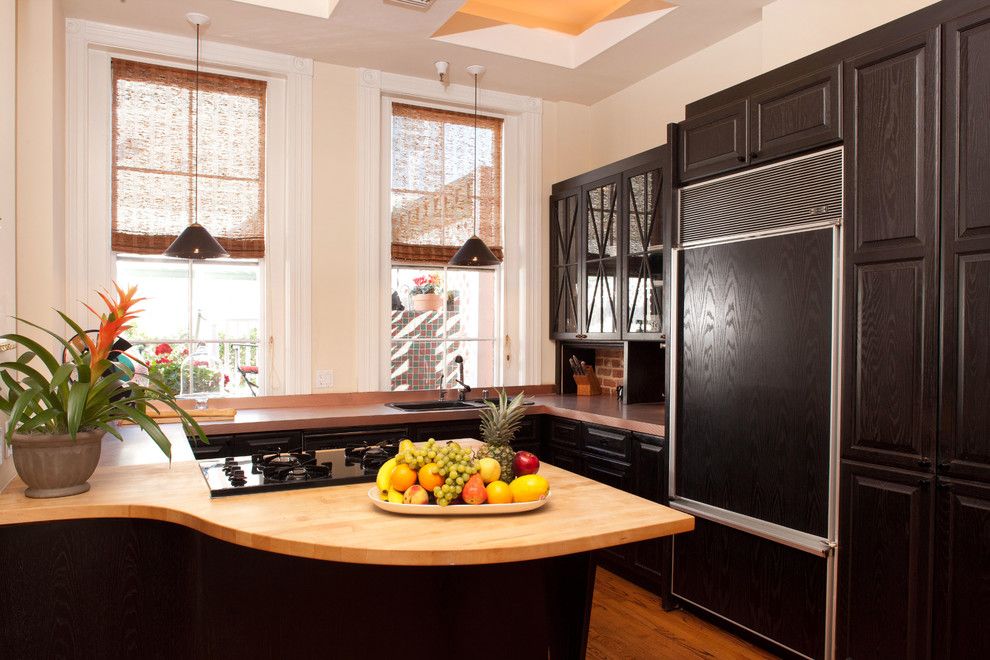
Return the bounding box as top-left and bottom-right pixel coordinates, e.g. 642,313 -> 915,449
110,59 -> 266,396
388,102 -> 503,391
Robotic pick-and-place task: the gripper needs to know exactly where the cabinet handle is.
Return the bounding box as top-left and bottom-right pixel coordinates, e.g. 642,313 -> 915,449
918,478 -> 931,488
736,155 -> 746,163
938,479 -> 954,491
917,457 -> 932,468
576,333 -> 588,339
938,460 -> 951,470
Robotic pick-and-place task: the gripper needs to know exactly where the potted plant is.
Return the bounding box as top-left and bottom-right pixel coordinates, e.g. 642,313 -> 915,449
410,273 -> 444,312
0,284 -> 206,498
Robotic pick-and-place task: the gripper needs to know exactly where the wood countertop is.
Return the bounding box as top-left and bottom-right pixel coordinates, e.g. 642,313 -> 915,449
0,441 -> 692,566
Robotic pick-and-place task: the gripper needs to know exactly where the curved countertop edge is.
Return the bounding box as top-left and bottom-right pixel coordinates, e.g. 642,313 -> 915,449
0,458 -> 693,566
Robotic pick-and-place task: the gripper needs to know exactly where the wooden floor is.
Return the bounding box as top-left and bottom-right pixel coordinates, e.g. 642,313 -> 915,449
587,569 -> 777,660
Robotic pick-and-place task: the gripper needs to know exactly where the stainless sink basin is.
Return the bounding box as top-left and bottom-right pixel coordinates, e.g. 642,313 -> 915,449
386,400 -> 484,412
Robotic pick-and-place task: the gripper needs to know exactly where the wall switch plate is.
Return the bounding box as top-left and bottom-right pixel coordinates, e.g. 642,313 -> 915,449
315,369 -> 333,389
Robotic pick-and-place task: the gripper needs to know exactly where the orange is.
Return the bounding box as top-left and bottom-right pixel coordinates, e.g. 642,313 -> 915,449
390,464 -> 417,492
418,463 -> 443,491
509,474 -> 549,502
486,480 -> 513,504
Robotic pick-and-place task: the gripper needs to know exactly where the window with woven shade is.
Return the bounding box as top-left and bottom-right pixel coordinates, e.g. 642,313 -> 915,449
111,58 -> 266,258
390,103 -> 503,264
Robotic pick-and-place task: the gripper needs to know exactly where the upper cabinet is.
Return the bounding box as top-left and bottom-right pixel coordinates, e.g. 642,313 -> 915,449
623,164 -> 665,340
550,188 -> 581,339
678,65 -> 842,183
583,175 -> 622,340
549,147 -> 668,341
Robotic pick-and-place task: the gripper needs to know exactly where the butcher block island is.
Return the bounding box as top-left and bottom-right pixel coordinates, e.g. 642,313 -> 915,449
0,426 -> 691,659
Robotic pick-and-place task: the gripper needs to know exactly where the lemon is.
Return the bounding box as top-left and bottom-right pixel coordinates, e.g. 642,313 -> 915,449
509,474 -> 549,502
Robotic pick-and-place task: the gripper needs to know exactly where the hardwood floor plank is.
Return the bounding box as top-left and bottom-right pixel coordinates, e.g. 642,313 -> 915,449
588,569 -> 777,660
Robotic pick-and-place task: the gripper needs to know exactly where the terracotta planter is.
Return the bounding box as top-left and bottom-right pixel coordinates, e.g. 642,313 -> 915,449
10,431 -> 104,498
412,293 -> 444,312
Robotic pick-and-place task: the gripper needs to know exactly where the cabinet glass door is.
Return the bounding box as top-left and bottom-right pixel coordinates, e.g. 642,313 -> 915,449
625,168 -> 663,338
584,180 -> 619,336
550,192 -> 580,336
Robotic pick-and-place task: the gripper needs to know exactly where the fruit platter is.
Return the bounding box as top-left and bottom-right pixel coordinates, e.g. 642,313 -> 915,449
370,391 -> 551,515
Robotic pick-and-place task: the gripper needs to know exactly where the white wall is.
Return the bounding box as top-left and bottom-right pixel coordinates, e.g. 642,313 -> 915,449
550,0 -> 942,173
1,0 -> 17,487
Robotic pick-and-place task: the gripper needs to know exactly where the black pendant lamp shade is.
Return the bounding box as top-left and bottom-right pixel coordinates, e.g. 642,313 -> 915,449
449,235 -> 500,267
163,222 -> 228,259
164,13 -> 228,261
449,64 -> 501,268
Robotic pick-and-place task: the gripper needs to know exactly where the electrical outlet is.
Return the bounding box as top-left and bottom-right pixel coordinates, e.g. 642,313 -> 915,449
315,369 -> 333,389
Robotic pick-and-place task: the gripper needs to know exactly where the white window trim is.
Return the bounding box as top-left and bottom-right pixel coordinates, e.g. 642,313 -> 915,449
64,19 -> 313,395
357,69 -> 543,391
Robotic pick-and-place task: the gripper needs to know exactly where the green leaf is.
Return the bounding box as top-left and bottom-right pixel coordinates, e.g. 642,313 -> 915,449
0,333 -> 59,375
95,422 -> 124,442
66,381 -> 91,439
116,404 -> 172,461
0,361 -> 62,413
50,363 -> 75,390
16,408 -> 61,434
55,312 -> 92,355
13,316 -> 83,362
16,350 -> 36,365
6,387 -> 42,436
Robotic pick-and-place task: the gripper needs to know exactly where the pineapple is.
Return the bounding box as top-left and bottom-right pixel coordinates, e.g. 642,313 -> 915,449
476,389 -> 526,483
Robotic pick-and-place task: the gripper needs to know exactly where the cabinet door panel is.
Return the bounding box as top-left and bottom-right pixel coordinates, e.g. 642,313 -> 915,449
549,448 -> 584,475
940,7 -> 990,482
550,190 -> 582,339
624,165 -> 664,339
678,99 -> 748,182
836,461 -> 932,660
933,479 -> 990,659
750,64 -> 841,163
845,30 -> 939,253
846,261 -> 934,467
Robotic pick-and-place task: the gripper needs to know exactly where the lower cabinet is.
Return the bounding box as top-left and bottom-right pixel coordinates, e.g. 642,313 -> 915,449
303,426 -> 409,450
933,478 -> 990,659
836,460 -> 933,660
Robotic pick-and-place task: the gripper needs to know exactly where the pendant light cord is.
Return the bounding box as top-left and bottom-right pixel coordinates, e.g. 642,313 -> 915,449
193,24 -> 200,227
471,73 -> 480,236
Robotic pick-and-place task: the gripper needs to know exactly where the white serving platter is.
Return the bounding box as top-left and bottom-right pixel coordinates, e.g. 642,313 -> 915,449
368,486 -> 551,515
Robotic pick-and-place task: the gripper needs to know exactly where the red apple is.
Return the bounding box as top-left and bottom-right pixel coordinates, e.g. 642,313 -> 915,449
513,451 -> 540,476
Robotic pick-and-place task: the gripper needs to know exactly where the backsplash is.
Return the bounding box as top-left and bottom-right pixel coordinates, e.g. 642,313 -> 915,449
595,348 -> 624,395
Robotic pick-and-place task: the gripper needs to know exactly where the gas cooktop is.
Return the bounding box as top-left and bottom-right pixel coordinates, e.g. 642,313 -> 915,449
198,441 -> 398,497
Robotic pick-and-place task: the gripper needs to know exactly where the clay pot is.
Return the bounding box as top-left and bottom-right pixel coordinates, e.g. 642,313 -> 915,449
10,431 -> 104,498
412,293 -> 444,312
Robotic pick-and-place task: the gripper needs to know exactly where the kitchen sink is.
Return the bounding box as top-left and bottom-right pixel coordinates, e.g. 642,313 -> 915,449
386,400 -> 485,412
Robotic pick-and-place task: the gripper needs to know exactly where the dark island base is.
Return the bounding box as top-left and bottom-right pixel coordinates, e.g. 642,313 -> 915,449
0,518 -> 597,659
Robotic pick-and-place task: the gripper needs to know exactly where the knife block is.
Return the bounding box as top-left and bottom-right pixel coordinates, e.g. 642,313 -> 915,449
573,367 -> 602,396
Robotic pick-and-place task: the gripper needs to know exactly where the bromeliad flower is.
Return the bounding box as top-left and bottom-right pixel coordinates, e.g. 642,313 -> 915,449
80,283 -> 146,384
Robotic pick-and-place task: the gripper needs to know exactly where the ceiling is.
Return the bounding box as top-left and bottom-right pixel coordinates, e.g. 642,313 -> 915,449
62,0 -> 773,104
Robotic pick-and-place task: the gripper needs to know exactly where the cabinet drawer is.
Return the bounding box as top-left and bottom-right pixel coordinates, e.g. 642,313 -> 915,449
189,434 -> 232,459
549,448 -> 584,475
548,418 -> 581,449
584,424 -> 632,461
303,426 -> 409,451
585,455 -> 633,492
750,64 -> 841,163
414,420 -> 481,442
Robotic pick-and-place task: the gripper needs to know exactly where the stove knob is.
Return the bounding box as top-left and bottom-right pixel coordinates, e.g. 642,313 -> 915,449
230,477 -> 247,486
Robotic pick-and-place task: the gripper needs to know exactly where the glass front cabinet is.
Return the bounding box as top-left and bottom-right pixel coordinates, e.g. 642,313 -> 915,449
549,146 -> 667,342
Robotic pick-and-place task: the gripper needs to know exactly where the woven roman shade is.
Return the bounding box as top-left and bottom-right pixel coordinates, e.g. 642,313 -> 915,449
390,103 -> 503,264
111,59 -> 267,258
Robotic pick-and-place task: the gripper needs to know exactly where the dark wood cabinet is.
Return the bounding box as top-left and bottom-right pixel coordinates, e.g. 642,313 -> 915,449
933,478 -> 990,659
628,435 -> 667,590
230,431 -> 303,455
749,64 -> 841,163
622,164 -> 665,340
583,423 -> 631,462
303,426 -> 409,451
550,188 -> 582,339
678,99 -> 748,182
842,28 -> 940,471
548,446 -> 584,476
190,434 -> 232,459
939,7 -> 990,484
550,147 -> 668,343
836,461 -> 933,660
413,419 -> 481,443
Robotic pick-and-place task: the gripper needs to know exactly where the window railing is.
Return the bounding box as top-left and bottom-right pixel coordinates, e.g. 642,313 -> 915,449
129,340 -> 261,397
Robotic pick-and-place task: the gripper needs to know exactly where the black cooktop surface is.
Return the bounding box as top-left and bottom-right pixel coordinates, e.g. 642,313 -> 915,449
198,443 -> 396,497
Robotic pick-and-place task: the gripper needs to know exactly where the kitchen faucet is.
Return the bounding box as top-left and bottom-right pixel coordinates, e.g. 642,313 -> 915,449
437,373 -> 446,401
453,355 -> 472,402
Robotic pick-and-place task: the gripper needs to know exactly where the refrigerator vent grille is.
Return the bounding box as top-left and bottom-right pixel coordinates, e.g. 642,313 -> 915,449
679,147 -> 842,245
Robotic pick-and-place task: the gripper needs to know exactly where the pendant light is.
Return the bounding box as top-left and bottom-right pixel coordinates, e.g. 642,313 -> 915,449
164,13 -> 229,260
448,64 -> 501,268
